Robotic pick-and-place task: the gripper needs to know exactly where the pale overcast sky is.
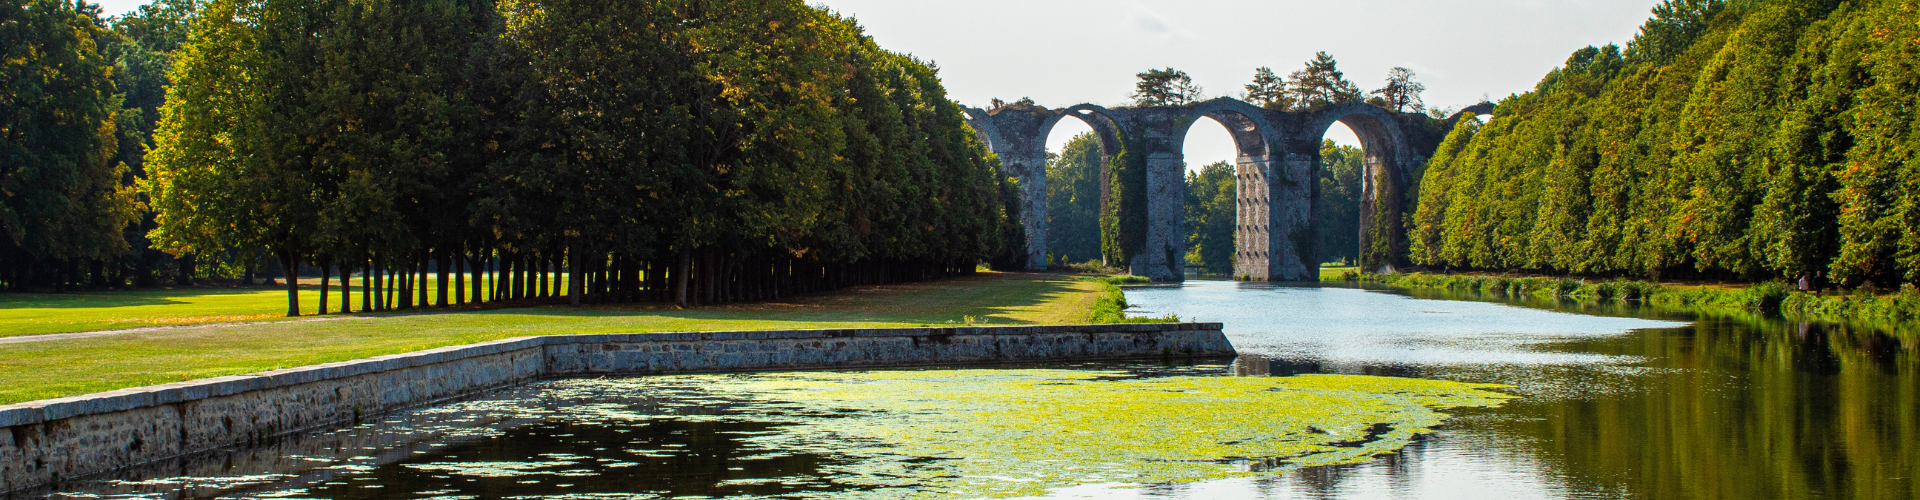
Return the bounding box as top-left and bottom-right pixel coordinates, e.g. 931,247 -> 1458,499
94,0 -> 1661,169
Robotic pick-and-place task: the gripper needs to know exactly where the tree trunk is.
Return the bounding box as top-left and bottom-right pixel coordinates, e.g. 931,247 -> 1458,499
383,263 -> 395,310
675,245 -> 692,307
468,247 -> 484,304
568,242 -> 584,307
319,261 -> 331,314
264,249 -> 282,286
359,260 -> 371,313
280,249 -> 301,317
437,251 -> 451,306
242,249 -> 256,286
417,252 -> 429,308
177,253 -> 195,286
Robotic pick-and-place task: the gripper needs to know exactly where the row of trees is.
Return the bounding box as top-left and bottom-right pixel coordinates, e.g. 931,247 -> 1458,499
1130,53 -> 1428,114
1047,133 -> 1104,267
6,0 -> 1022,311
1408,0 -> 1920,288
0,0 -> 209,290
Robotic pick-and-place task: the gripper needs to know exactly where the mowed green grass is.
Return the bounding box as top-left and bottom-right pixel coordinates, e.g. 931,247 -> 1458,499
1320,266 -> 1358,281
0,275 -> 518,338
0,287 -> 305,337
0,272 -> 1104,405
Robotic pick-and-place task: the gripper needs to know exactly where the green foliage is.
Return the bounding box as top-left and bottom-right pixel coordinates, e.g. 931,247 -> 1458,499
1047,133 -> 1103,265
1241,66 -> 1291,110
1355,271 -> 1920,323
138,0 -> 1018,312
1086,278 -> 1171,323
0,0 -> 141,281
1369,67 -> 1426,113
1316,141 -> 1365,264
1102,129 -> 1147,267
1408,0 -> 1920,288
1626,0 -> 1728,64
1287,51 -> 1362,109
1091,274 -> 1151,285
1132,67 -> 1202,107
1184,161 -> 1235,275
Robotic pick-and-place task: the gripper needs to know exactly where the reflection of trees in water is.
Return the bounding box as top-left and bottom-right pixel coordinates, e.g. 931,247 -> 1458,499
1499,317 -> 1918,499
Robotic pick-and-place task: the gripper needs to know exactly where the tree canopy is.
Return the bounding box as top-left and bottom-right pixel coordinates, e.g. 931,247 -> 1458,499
1408,0 -> 1919,288
5,0 -> 1021,312
1133,67 -> 1203,107
1047,132 -> 1103,266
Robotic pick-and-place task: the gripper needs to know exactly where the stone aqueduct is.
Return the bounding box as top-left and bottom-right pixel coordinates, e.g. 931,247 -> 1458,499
962,97 -> 1493,282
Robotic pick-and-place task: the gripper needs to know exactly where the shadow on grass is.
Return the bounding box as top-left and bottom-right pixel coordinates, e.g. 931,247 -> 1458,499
446,273 -> 1086,326
0,287 -> 295,310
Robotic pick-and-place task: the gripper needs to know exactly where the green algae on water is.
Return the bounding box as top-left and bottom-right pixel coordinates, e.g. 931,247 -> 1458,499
558,369 -> 1513,498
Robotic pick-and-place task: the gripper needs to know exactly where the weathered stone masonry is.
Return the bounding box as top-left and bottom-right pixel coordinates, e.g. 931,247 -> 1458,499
964,98 -> 1494,281
0,323 -> 1232,493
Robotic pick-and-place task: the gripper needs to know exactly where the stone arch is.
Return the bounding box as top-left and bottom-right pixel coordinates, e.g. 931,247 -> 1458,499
1033,105 -> 1127,270
959,103 -> 1132,271
1302,103 -> 1420,272
960,108 -> 1005,157
1041,104 -> 1127,154
1164,98 -> 1284,280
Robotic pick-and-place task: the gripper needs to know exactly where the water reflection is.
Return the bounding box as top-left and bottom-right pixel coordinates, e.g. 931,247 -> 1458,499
1121,281 -> 1920,499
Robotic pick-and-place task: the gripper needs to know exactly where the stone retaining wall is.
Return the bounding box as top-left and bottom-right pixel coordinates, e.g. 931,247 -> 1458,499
0,323 -> 1230,492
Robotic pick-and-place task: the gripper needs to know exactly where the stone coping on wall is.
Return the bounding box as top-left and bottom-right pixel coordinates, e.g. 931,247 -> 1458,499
0,322 -> 1226,430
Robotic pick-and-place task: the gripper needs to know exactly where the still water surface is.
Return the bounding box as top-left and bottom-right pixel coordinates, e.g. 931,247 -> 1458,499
1123,282 -> 1919,499
37,282 -> 1920,499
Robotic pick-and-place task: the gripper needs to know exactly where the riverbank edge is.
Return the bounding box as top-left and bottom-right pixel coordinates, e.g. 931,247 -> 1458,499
1336,272 -> 1920,327
0,323 -> 1232,493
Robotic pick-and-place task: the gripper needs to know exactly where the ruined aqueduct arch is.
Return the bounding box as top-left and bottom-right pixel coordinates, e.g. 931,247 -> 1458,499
962,97 -> 1491,282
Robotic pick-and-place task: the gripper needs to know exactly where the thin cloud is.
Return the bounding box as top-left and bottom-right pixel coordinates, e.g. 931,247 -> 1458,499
1127,3 -> 1198,41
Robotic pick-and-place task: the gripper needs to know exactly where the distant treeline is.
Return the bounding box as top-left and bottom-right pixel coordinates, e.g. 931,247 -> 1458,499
1410,0 -> 1920,288
3,0 -> 1021,311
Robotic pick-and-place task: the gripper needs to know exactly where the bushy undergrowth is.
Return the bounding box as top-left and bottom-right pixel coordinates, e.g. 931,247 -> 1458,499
1353,272 -> 1920,325
1780,286 -> 1920,325
1085,276 -> 1174,324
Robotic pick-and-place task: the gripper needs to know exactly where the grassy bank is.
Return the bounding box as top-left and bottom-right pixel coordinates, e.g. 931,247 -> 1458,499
1340,272 -> 1920,327
0,275 -> 522,338
1085,275 -> 1177,324
0,272 -> 1107,404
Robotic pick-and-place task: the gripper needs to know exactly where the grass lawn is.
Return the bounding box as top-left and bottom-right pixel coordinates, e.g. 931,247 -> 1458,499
0,287 -> 309,337
1320,266 -> 1358,281
0,272 -> 1104,405
0,275 -> 523,338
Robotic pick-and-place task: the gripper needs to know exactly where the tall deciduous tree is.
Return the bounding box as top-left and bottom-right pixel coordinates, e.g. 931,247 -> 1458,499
1183,161 -> 1234,275
1405,0 -> 1920,288
1047,133 -> 1103,266
1316,141 -> 1364,264
1371,67 -> 1426,113
1,0 -> 140,288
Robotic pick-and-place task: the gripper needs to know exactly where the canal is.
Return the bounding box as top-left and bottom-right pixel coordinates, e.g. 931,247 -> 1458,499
35,281 -> 1920,499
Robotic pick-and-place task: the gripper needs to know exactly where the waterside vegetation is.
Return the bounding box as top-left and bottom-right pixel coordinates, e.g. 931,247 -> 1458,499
1085,274 -> 1172,324
1408,0 -> 1920,289
1344,271 -> 1920,329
